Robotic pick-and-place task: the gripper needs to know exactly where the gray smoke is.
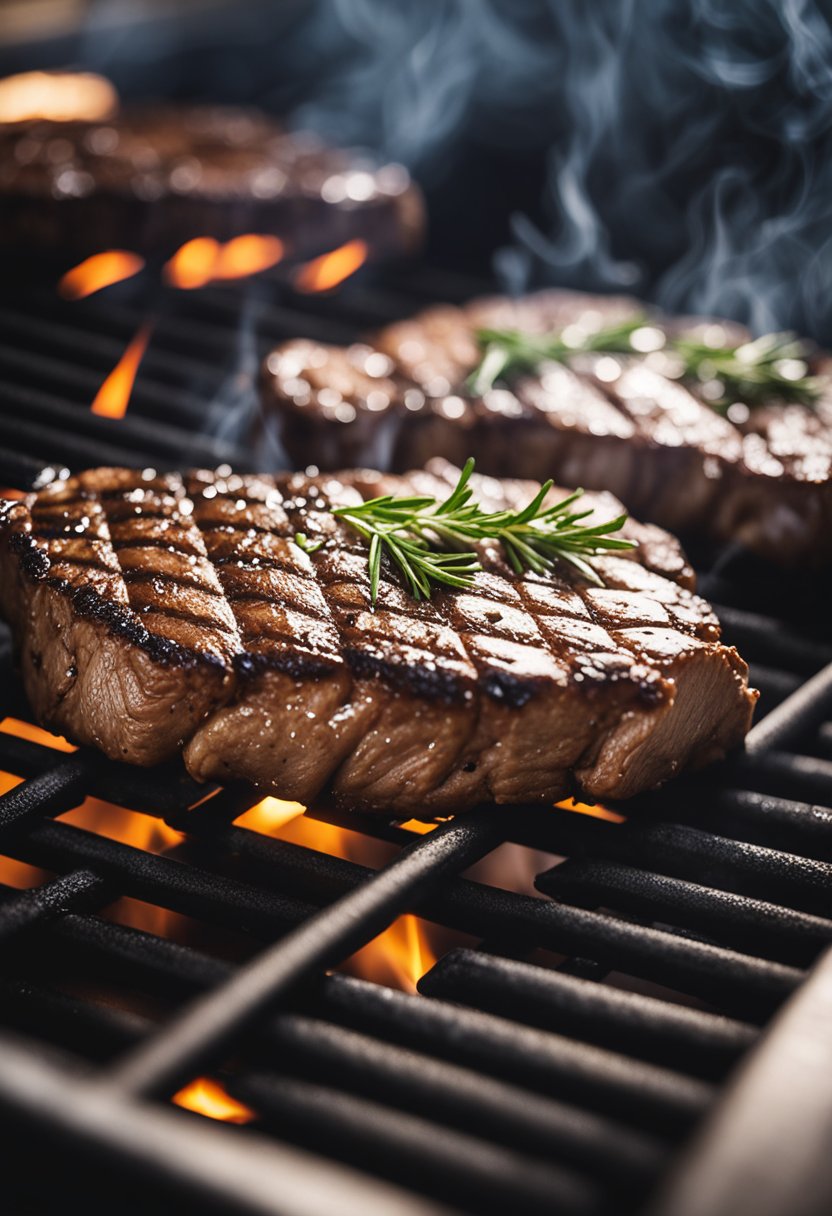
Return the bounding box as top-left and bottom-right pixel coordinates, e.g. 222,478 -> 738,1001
287,0 -> 832,341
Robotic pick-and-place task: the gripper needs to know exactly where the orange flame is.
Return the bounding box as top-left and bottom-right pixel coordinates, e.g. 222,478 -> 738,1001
173,1077 -> 255,1123
163,234 -> 285,290
91,324 -> 152,419
239,798 -> 441,991
0,716 -> 442,990
294,239 -> 369,293
0,717 -> 183,906
348,913 -> 437,993
556,798 -> 626,824
58,251 -> 146,301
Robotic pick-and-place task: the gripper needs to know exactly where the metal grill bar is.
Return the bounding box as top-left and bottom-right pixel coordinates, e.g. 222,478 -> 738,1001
420,949 -> 756,1079
541,859 -> 832,965
103,814 -> 502,1099
0,1030 -> 446,1216
0,896 -> 710,1137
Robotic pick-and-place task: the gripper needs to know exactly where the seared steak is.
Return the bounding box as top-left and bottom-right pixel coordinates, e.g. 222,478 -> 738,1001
0,463 -> 756,815
0,105 -> 423,260
261,291 -> 832,564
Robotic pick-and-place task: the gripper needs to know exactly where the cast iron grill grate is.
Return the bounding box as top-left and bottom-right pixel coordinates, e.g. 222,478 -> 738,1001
0,264 -> 831,1216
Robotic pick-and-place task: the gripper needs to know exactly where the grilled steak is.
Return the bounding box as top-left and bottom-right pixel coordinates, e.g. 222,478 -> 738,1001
0,463 -> 756,815
0,104 -> 423,260
261,291 -> 832,564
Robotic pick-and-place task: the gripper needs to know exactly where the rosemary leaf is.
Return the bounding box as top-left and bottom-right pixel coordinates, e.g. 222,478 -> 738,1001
300,459 -> 634,605
467,317 -> 821,410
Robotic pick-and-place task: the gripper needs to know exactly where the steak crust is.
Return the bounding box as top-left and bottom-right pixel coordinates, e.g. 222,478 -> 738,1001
261,290 -> 832,564
0,104 -> 423,260
0,465 -> 757,815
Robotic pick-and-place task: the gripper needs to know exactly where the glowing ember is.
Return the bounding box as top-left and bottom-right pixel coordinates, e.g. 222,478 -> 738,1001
237,796 -> 306,835
163,234 -> 285,290
294,239 -> 368,293
173,1077 -> 255,1124
557,798 -> 626,824
0,71 -> 117,124
1,717 -> 75,753
59,251 -> 145,300
91,324 -> 152,419
399,818 -> 440,835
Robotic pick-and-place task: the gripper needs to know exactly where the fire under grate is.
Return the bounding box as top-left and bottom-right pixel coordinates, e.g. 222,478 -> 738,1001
0,262 -> 831,1216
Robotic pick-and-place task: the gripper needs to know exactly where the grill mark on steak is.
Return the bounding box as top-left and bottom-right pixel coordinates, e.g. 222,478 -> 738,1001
134,603 -> 239,637
102,507 -> 182,525
43,554 -> 113,573
121,568 -> 225,596
0,468 -> 757,812
111,537 -> 204,558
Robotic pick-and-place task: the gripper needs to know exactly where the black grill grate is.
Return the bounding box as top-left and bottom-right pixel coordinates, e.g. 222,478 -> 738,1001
0,263 -> 831,1216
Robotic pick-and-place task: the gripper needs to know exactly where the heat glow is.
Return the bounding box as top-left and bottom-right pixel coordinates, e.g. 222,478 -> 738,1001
294,239 -> 369,293
556,798 -> 626,824
58,251 -> 146,300
0,716 -> 443,993
163,234 -> 285,289
0,71 -> 117,124
173,1077 -> 255,1124
90,324 -> 152,419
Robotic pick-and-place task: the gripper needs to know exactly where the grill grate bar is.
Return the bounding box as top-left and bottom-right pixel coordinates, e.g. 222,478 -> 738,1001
157,810 -> 812,1013
255,1013 -> 668,1186
0,972 -> 646,1210
316,973 -> 715,1136
232,1069 -> 602,1216
3,899 -> 712,1137
745,661 -> 832,755
0,384 -> 247,474
651,787 -> 832,861
505,809 -> 832,917
0,1029 -> 446,1216
0,817 -> 313,935
420,949 -> 756,1081
541,859 -> 832,967
0,868 -> 106,941
103,812 -> 503,1100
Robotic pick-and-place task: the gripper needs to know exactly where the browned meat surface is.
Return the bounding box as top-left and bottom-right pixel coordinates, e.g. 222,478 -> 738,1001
0,105 -> 423,258
261,290 -> 832,565
0,464 -> 756,815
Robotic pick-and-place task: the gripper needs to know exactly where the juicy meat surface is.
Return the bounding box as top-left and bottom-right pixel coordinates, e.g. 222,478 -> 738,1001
0,464 -> 757,816
261,290 -> 832,564
0,104 -> 423,259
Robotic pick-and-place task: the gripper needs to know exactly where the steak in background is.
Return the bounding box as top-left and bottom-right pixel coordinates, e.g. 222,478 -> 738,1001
0,103 -> 423,260
0,463 -> 756,816
261,291 -> 832,565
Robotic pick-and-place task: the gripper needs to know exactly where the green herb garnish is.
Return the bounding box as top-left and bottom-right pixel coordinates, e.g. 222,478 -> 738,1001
295,459 -> 634,605
467,317 -> 649,397
670,331 -> 820,411
467,317 -> 821,410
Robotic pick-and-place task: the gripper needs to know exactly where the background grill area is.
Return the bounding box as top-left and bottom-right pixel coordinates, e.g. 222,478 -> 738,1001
1,264 -> 831,1216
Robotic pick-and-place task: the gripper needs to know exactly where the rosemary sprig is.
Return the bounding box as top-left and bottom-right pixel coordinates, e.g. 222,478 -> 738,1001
467,317 -> 648,396
467,318 -> 821,410
670,331 -> 820,410
295,459 -> 634,605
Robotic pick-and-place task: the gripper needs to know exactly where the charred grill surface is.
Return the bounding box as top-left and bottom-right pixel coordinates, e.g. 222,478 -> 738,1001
0,463 -> 756,814
261,291 -> 832,564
